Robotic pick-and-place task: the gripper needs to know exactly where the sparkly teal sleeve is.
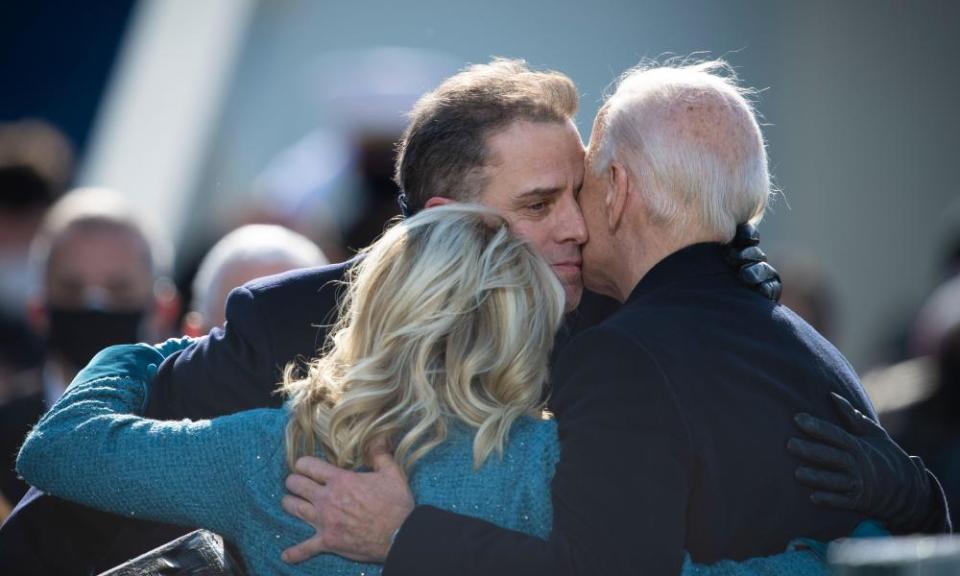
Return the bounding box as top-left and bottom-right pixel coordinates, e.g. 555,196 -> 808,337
682,549 -> 827,575
16,342 -> 281,537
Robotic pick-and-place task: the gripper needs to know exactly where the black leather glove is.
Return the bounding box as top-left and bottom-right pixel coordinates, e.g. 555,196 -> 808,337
725,223 -> 781,302
788,392 -> 950,534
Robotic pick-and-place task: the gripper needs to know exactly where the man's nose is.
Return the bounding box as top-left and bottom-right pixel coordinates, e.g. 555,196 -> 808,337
557,193 -> 588,245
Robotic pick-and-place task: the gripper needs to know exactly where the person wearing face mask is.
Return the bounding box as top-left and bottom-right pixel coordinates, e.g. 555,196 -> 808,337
0,187 -> 180,512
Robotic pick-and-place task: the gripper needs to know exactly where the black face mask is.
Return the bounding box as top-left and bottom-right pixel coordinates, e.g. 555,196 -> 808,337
46,307 -> 146,370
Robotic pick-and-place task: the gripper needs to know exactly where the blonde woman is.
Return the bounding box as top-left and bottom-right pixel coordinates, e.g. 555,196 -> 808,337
18,205 -> 563,575
18,205 -> 829,575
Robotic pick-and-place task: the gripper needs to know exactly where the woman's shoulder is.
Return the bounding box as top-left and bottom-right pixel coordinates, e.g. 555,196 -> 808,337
204,406 -> 288,435
510,411 -> 556,439
406,415 -> 557,537
410,414 -> 558,489
195,407 -> 289,469
511,413 -> 557,437
507,414 -> 559,458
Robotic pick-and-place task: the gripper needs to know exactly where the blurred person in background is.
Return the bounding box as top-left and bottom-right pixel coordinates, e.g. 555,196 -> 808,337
0,120 -> 73,404
24,187 -> 180,394
0,317 -> 43,407
0,120 -> 73,322
0,187 -> 179,519
868,274 -> 960,520
182,223 -> 327,336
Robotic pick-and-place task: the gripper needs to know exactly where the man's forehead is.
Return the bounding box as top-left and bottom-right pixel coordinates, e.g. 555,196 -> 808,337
49,226 -> 152,276
482,121 -> 584,198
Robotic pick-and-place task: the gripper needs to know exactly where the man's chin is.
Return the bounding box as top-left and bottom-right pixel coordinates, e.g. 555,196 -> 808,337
562,283 -> 583,313
550,265 -> 582,312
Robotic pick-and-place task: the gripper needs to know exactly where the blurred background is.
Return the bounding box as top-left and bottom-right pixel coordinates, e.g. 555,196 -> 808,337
1,0 -> 959,514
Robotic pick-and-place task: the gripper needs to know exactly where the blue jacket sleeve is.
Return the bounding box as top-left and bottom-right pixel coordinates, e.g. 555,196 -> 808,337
16,343 -> 278,537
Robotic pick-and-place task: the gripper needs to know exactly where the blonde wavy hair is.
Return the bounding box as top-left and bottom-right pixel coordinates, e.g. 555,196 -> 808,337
282,204 -> 565,473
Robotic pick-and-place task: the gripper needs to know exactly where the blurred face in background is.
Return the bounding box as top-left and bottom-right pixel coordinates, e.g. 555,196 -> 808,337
30,224 -> 163,377
475,119 -> 588,311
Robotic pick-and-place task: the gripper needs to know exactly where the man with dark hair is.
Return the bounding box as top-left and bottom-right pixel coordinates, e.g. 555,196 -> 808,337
146,58 -> 593,420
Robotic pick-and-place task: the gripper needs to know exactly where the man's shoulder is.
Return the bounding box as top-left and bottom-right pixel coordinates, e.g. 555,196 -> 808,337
554,318 -> 666,386
242,258 -> 354,297
226,258 -> 355,328
571,298 -> 670,349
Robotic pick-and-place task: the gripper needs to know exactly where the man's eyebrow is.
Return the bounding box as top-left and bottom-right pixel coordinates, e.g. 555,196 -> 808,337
515,187 -> 563,202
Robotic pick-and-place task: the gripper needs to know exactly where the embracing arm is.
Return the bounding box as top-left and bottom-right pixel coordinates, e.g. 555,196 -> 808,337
146,264 -> 351,421
16,343 -> 271,536
376,327 -> 694,576
789,392 -> 951,534
146,285 -> 286,420
284,326 -> 836,575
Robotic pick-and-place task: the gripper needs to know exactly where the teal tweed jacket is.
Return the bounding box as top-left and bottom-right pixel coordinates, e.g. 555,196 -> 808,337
18,340 -> 830,575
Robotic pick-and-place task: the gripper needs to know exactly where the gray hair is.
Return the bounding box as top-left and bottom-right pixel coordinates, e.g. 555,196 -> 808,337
191,224 -> 327,321
591,59 -> 770,240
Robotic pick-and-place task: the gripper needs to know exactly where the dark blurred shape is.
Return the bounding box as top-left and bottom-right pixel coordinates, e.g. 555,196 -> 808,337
344,132 -> 405,251
0,312 -> 43,403
0,486 -> 190,576
882,325 -> 960,520
774,251 -> 837,341
0,119 -> 74,197
935,198 -> 960,281
910,273 -> 960,361
0,119 -> 74,321
97,529 -> 247,576
866,275 -> 960,521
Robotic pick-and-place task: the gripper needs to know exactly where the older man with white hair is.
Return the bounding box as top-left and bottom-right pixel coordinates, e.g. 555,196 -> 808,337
557,59 -> 874,568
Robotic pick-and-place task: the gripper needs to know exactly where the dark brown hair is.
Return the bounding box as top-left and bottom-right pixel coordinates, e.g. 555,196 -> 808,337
395,58 -> 578,213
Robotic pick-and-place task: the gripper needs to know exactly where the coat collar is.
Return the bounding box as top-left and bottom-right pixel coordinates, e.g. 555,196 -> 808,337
625,242 -> 732,305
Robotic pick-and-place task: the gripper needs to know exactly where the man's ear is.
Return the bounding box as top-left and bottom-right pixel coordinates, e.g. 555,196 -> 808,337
606,161 -> 630,232
424,196 -> 454,209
